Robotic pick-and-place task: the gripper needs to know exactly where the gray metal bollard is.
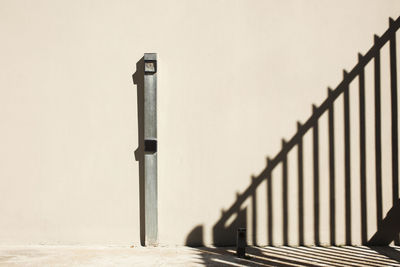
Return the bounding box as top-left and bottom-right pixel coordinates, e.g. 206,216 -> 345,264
236,228 -> 246,258
144,53 -> 158,246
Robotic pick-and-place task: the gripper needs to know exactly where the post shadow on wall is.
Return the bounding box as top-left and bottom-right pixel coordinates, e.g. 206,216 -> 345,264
133,57 -> 145,246
186,16 -> 400,249
186,225 -> 204,247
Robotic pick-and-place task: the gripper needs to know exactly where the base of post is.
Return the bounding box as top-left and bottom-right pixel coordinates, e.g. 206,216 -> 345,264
236,228 -> 246,258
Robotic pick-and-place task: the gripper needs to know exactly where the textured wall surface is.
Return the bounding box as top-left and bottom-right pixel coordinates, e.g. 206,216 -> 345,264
0,0 -> 399,246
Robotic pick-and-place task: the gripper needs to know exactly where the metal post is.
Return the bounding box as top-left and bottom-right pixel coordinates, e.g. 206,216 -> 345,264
236,228 -> 246,258
144,53 -> 158,246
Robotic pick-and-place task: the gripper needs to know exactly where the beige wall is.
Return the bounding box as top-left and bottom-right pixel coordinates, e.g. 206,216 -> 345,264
0,0 -> 399,246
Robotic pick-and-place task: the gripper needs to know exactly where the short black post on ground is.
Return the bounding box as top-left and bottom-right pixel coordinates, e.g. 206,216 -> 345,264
236,228 -> 246,258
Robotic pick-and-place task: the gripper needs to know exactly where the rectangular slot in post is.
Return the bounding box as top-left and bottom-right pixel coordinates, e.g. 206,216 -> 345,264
144,139 -> 157,154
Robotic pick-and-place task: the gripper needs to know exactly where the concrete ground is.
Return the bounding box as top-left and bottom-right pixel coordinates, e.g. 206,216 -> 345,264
0,245 -> 400,266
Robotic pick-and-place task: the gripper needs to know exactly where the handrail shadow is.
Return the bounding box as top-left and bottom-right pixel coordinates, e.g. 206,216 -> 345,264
186,16 -> 400,248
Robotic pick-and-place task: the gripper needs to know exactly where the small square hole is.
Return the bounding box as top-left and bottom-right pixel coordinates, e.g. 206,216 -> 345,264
144,60 -> 157,74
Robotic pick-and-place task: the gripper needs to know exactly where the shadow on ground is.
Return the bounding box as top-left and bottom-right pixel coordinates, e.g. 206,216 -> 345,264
194,246 -> 400,267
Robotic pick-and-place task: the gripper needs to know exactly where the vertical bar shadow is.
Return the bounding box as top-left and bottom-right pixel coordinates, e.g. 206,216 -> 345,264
282,140 -> 288,245
343,71 -> 352,245
267,162 -> 273,246
328,88 -> 336,245
297,122 -> 305,246
252,176 -> 257,245
374,35 -> 383,228
358,53 -> 368,244
389,18 -> 399,245
313,105 -> 320,246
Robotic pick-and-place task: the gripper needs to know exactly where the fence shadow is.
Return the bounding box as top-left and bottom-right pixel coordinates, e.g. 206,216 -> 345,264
186,16 -> 400,251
